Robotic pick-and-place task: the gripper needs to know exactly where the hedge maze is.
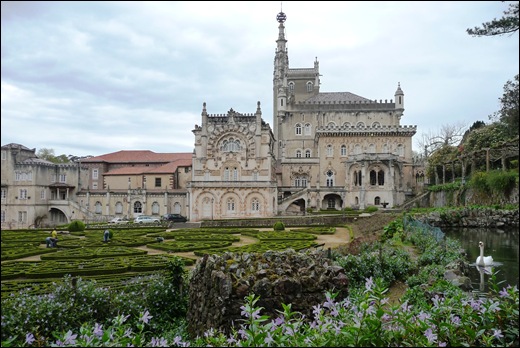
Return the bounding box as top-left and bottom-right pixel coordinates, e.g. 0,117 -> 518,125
1,226 -> 332,298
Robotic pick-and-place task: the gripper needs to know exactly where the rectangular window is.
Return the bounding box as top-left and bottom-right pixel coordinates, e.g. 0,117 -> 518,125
155,178 -> 161,187
19,189 -> 28,199
1,188 -> 6,200
93,182 -> 98,189
18,211 -> 27,223
92,169 -> 99,180
15,172 -> 22,181
1,210 -> 5,222
40,190 -> 46,200
59,174 -> 66,182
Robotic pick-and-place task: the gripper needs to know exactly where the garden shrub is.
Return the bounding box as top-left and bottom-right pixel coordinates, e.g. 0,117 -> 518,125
68,220 -> 86,232
273,221 -> 285,231
364,205 -> 379,213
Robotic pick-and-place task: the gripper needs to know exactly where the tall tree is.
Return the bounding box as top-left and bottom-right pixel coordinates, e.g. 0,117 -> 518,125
467,1 -> 519,37
492,74 -> 519,137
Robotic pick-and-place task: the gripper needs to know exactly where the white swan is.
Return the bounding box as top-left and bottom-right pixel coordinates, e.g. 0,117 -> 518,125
476,241 -> 493,266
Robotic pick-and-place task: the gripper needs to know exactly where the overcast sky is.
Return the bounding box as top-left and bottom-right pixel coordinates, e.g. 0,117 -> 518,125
2,1 -> 518,157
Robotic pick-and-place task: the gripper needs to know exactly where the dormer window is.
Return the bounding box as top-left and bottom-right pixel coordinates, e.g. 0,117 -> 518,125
288,82 -> 295,93
306,81 -> 313,92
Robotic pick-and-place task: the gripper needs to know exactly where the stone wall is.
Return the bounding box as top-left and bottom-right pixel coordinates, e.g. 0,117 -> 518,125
200,215 -> 355,228
186,249 -> 348,339
412,207 -> 519,227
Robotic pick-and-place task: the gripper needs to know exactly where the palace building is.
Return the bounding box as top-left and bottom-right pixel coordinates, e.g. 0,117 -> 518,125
1,11 -> 417,227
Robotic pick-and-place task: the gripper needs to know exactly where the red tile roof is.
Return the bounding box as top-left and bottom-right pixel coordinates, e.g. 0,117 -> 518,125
104,158 -> 192,176
82,150 -> 192,163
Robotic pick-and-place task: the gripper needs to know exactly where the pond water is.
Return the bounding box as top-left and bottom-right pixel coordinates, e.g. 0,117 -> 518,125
443,226 -> 519,294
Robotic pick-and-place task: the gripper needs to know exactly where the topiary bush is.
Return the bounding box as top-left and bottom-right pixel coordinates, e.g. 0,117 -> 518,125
68,220 -> 86,232
273,221 -> 285,231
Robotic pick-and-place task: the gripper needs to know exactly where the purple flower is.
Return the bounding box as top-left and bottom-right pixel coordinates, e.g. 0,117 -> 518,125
450,315 -> 461,326
140,310 -> 153,324
173,336 -> 185,346
499,287 -> 510,298
25,333 -> 35,345
93,323 -> 103,337
424,328 -> 437,344
150,337 -> 168,347
365,277 -> 374,291
63,330 -> 78,345
492,329 -> 504,339
265,331 -> 274,345
274,316 -> 284,326
226,336 -> 238,344
312,304 -> 323,317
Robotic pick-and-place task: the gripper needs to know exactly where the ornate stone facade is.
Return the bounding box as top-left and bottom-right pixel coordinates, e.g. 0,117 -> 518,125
189,102 -> 277,221
272,11 -> 416,214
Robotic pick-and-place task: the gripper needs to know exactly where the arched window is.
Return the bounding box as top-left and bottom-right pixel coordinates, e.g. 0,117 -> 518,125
305,149 -> 311,158
227,198 -> 235,212
368,144 -> 375,153
295,123 -> 302,135
340,145 -> 347,156
306,81 -> 313,92
224,167 -> 230,181
354,170 -> 362,186
296,150 -> 302,158
288,82 -> 295,93
326,144 -> 333,157
173,202 -> 181,214
354,144 -> 361,154
326,170 -> 334,187
378,170 -> 385,185
152,202 -> 160,215
115,202 -> 123,214
370,170 -> 377,185
232,167 -> 238,181
221,138 -> 241,152
95,201 -> 102,214
304,123 -> 311,135
251,198 -> 260,212
374,196 -> 381,205
133,201 -> 142,214
383,143 -> 389,153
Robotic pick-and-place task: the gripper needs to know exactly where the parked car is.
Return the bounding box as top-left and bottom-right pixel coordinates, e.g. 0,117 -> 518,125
134,215 -> 160,224
108,217 -> 129,224
162,213 -> 188,223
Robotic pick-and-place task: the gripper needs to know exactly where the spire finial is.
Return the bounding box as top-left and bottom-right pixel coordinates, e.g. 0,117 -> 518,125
276,2 -> 286,23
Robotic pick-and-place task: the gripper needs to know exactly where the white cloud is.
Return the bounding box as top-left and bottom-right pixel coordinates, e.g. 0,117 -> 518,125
1,1 -> 518,156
